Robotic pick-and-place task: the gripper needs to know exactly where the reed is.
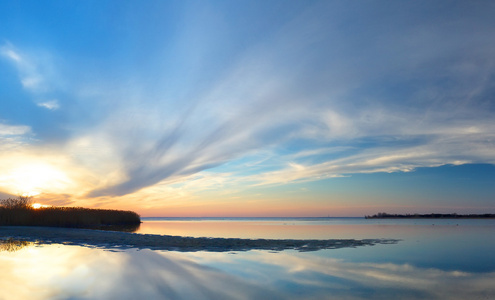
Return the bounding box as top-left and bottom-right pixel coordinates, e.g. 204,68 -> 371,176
0,198 -> 141,230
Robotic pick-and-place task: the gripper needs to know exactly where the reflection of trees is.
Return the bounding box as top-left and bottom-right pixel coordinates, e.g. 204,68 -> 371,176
0,238 -> 34,252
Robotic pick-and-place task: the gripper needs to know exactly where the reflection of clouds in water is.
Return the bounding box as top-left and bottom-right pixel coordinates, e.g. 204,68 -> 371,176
111,250 -> 284,300
0,245 -> 123,300
0,245 -> 283,300
0,245 -> 493,300
180,250 -> 495,300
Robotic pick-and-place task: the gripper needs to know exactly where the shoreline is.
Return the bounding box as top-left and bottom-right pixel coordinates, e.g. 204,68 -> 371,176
0,226 -> 399,252
365,213 -> 495,219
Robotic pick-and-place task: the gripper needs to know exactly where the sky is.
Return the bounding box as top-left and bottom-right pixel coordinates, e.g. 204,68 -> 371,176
0,0 -> 494,217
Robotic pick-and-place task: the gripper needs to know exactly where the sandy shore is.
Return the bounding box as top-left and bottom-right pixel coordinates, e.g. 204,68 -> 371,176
0,226 -> 399,252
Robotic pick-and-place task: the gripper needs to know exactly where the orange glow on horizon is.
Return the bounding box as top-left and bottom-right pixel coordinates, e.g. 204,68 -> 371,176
31,203 -> 50,209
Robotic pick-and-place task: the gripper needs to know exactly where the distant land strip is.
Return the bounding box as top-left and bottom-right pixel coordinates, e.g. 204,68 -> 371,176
365,213 -> 495,219
0,226 -> 400,253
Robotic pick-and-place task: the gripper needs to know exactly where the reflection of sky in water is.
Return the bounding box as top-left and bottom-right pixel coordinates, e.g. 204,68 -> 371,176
0,220 -> 494,299
137,217 -> 495,239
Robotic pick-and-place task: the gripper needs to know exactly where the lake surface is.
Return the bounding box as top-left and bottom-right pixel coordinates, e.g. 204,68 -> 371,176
1,218 -> 494,299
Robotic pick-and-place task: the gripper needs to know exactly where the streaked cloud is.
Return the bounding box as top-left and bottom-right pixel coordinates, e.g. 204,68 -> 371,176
0,1 -> 494,212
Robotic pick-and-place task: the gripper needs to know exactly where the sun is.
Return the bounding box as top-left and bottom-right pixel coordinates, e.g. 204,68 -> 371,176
2,162 -> 71,196
31,203 -> 50,209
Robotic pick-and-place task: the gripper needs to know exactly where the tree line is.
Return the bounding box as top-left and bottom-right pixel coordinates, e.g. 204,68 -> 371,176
0,196 -> 141,230
365,212 -> 495,219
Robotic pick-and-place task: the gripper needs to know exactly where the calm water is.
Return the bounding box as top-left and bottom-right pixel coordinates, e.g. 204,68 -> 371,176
1,218 -> 495,299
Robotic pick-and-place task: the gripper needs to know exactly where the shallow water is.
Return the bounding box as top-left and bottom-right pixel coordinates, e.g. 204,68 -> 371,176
1,218 -> 494,299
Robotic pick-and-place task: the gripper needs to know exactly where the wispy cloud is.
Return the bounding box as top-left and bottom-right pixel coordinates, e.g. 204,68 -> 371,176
1,1 -> 494,206
1,42 -> 62,112
0,43 -> 45,92
74,1 -> 494,198
0,123 -> 30,136
36,99 -> 60,110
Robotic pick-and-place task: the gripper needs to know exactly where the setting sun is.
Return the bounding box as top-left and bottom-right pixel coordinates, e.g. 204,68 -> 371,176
31,203 -> 50,209
0,1 -> 495,299
0,160 -> 72,197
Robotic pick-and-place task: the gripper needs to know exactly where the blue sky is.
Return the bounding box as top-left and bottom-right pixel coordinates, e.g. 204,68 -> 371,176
0,1 -> 494,216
